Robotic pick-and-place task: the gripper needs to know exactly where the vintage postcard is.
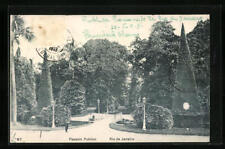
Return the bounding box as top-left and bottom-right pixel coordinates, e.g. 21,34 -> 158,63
9,15 -> 210,143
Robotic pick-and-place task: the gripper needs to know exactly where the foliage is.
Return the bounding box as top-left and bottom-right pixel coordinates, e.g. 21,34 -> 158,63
10,15 -> 35,123
132,104 -> 174,129
110,123 -> 209,136
127,72 -> 142,111
60,80 -> 86,115
36,39 -> 128,113
14,48 -> 37,124
50,59 -> 72,101
33,19 -> 209,119
39,104 -> 71,127
81,39 -> 128,110
129,21 -> 179,109
11,15 -> 35,44
187,19 -> 210,112
37,51 -> 54,110
128,20 -> 210,113
17,104 -> 32,124
108,96 -> 120,113
34,72 -> 41,103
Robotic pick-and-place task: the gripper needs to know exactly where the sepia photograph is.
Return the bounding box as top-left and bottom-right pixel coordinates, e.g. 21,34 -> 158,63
9,15 -> 210,143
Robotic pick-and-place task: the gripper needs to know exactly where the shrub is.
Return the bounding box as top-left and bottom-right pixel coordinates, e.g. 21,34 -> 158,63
108,100 -> 120,114
17,104 -> 32,124
132,104 -> 173,129
39,104 -> 71,127
15,55 -> 37,124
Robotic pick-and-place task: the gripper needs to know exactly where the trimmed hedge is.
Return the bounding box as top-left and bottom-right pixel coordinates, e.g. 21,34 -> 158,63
132,104 -> 173,129
39,104 -> 71,127
109,123 -> 209,136
173,114 -> 207,128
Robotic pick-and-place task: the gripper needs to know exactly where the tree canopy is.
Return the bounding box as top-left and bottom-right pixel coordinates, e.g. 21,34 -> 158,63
14,48 -> 37,123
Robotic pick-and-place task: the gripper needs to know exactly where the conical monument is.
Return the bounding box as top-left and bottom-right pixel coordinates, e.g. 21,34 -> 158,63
172,23 -> 202,127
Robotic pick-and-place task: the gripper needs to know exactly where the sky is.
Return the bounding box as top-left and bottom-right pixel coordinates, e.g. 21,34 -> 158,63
12,15 -> 209,64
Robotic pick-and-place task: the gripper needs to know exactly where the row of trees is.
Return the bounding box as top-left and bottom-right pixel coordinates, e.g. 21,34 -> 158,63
10,15 -> 210,126
128,20 -> 210,113
36,39 -> 129,114
10,15 -> 35,124
14,48 -> 37,123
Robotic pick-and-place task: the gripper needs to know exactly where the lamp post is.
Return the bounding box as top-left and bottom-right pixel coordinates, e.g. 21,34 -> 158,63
142,97 -> 146,130
51,100 -> 56,128
97,99 -> 100,113
106,99 -> 109,114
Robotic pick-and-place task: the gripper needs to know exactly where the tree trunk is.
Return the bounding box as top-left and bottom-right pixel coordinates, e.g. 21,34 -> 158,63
10,32 -> 17,124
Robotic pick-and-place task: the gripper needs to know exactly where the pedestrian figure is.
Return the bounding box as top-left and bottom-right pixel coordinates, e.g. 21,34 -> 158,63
65,122 -> 69,132
40,130 -> 42,138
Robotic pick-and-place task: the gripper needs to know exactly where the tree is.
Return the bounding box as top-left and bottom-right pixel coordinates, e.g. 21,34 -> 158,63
60,80 -> 86,115
39,104 -> 71,127
50,59 -> 72,102
129,22 -> 179,109
187,19 -> 210,113
82,39 -> 129,111
34,68 -> 41,103
37,51 -> 54,110
128,37 -> 148,110
45,39 -> 128,112
145,21 -> 179,108
10,15 -> 34,124
14,49 -> 37,123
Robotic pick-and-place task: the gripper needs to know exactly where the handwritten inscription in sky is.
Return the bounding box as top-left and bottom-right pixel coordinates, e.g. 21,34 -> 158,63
79,15 -> 207,42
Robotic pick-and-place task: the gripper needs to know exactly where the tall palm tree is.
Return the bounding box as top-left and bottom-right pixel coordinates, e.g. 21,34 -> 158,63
10,15 -> 34,124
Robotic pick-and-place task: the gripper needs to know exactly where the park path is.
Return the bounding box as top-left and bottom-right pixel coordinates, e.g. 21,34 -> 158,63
10,114 -> 209,143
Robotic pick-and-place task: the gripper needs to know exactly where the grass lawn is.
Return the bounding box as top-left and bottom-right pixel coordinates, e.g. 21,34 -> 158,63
11,121 -> 92,131
109,123 -> 210,136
